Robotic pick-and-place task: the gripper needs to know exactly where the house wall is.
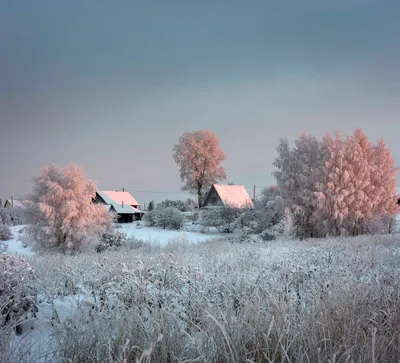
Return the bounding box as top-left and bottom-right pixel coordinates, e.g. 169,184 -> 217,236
93,194 -> 107,204
203,187 -> 223,207
117,214 -> 134,223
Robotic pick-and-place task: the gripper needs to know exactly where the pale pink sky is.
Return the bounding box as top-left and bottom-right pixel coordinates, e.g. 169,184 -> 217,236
1,1 -> 400,204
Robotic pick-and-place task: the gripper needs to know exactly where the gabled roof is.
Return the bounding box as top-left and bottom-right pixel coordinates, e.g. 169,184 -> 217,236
3,200 -> 13,208
212,184 -> 254,208
97,191 -> 140,207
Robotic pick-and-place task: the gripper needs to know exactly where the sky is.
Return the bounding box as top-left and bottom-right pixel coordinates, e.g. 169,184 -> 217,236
1,0 -> 400,205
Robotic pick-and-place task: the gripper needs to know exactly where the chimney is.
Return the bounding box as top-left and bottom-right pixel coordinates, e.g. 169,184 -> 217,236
123,188 -> 125,192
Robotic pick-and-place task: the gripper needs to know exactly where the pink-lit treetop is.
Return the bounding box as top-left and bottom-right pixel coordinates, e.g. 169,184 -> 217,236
274,128 -> 399,238
173,130 -> 227,207
23,164 -> 113,253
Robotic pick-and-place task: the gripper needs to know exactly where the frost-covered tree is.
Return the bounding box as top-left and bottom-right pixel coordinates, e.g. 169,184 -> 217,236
0,207 -> 12,241
274,129 -> 399,238
173,130 -> 227,208
274,134 -> 327,238
184,198 -> 197,211
316,129 -> 399,236
158,199 -> 188,212
23,164 -> 114,253
0,205 -> 11,226
147,200 -> 155,211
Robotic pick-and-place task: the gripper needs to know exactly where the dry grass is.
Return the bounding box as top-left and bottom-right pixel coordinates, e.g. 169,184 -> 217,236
6,233 -> 400,362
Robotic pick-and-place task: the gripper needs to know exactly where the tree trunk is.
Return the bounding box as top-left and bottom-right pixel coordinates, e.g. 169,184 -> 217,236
197,184 -> 202,208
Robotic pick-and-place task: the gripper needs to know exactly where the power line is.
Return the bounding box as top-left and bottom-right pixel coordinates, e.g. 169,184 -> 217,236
102,188 -> 192,194
101,185 -> 271,195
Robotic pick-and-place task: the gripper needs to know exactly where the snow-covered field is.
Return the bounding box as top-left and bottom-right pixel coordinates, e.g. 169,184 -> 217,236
120,222 -> 220,245
2,225 -> 400,362
2,223 -> 223,362
5,223 -> 220,256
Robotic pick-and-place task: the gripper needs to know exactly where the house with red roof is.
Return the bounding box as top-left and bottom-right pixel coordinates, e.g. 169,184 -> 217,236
94,190 -> 143,223
202,184 -> 254,209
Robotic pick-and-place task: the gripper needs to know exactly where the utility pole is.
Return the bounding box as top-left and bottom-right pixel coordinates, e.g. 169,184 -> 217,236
11,196 -> 15,225
253,185 -> 256,203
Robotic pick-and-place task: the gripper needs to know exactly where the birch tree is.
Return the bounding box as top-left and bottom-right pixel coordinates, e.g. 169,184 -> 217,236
173,130 -> 227,207
23,164 -> 113,253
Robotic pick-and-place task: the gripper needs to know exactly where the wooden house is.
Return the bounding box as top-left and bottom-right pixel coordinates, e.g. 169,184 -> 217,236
202,184 -> 254,209
94,190 -> 143,222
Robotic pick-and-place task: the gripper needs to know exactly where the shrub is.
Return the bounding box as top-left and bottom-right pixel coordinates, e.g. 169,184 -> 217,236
143,206 -> 184,230
96,229 -> 128,253
0,241 -> 7,253
0,254 -> 38,334
200,206 -> 242,233
0,223 -> 12,241
0,207 -> 11,226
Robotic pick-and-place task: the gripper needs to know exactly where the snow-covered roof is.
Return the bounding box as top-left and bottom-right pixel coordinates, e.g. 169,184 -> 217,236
111,204 -> 141,214
97,191 -> 140,207
212,184 -> 254,208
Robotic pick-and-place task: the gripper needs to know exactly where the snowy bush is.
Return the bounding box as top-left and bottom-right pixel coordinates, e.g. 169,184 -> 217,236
261,208 -> 296,241
0,241 -> 7,253
0,204 -> 25,226
0,223 -> 12,241
10,206 -> 25,226
0,254 -> 38,334
0,207 -> 11,226
125,235 -> 148,249
96,228 -> 147,252
96,229 -> 129,253
143,206 -> 184,230
23,164 -> 113,254
200,206 -> 242,233
142,208 -> 156,226
158,199 -> 188,212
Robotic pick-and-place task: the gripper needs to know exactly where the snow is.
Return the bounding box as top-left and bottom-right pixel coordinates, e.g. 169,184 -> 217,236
122,222 -> 220,245
4,223 -> 219,255
212,184 -> 254,208
4,225 -> 33,255
97,190 -> 140,207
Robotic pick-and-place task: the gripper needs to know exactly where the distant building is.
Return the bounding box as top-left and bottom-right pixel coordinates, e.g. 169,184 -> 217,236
3,199 -> 13,208
202,184 -> 254,209
2,199 -> 25,224
3,199 -> 24,209
94,190 -> 144,223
